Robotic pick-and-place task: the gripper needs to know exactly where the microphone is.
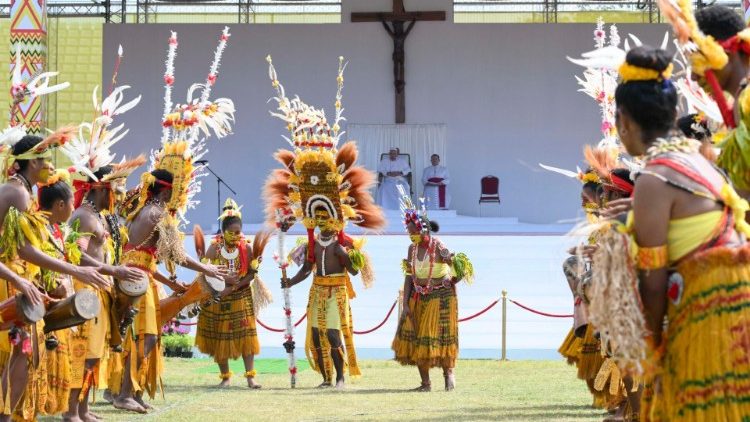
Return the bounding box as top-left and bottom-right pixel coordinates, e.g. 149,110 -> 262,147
194,160 -> 209,165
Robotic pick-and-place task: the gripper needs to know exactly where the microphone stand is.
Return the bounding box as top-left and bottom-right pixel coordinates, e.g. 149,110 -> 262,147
201,162 -> 237,218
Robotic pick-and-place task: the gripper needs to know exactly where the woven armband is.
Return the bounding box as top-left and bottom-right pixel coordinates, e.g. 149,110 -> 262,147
636,245 -> 668,270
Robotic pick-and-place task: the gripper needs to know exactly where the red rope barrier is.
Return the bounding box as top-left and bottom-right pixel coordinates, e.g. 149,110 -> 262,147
509,299 -> 573,318
458,299 -> 499,322
175,297 -> 509,333
256,313 -> 308,333
353,300 -> 398,335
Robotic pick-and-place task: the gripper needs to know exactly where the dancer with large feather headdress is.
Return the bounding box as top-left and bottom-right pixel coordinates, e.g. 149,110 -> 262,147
265,55 -> 384,388
111,28 -> 236,413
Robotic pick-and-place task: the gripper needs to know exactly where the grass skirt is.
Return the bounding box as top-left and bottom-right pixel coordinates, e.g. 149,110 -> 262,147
392,287 -> 458,369
577,324 -> 604,381
195,288 -> 260,362
558,328 -> 582,365
647,245 -> 750,421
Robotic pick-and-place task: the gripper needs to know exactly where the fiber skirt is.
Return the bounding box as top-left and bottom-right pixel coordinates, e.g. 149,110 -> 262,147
558,328 -> 582,365
195,288 -> 260,362
392,287 -> 458,368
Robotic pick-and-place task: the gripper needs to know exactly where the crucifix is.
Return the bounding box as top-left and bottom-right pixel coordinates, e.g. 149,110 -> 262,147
352,0 -> 446,123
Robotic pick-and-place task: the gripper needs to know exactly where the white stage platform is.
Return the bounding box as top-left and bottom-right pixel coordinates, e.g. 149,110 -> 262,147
210,209 -> 573,236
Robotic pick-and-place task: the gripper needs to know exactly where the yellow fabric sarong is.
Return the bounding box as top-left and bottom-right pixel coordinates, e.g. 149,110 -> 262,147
42,329 -> 71,415
115,249 -> 163,399
70,282 -> 112,391
304,274 -> 360,381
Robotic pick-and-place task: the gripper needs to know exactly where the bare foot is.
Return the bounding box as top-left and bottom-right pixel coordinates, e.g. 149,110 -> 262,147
62,414 -> 83,422
79,411 -> 101,422
410,383 -> 431,392
134,395 -> 154,411
113,397 -> 147,414
217,378 -> 231,388
445,374 -> 456,391
603,401 -> 627,422
316,382 -> 332,389
335,379 -> 345,390
102,389 -> 114,404
247,378 -> 262,389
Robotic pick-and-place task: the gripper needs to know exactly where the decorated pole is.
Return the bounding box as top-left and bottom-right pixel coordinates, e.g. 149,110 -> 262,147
275,208 -> 297,388
10,0 -> 47,133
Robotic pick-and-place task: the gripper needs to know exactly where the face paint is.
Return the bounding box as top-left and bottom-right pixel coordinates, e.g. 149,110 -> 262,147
410,234 -> 423,244
315,211 -> 335,231
223,231 -> 241,246
37,161 -> 54,185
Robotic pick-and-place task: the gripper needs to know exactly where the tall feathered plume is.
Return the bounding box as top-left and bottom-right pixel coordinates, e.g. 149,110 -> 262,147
60,83 -> 142,181
262,56 -> 385,234
151,27 -> 236,222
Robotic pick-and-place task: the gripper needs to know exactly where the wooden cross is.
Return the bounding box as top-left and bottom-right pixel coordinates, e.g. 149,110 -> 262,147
351,0 -> 446,124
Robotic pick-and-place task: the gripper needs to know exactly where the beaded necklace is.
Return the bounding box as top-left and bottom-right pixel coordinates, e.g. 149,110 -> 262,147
411,237 -> 435,281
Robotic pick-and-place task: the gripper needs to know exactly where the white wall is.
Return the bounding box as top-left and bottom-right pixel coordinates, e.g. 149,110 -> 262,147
103,22 -> 668,227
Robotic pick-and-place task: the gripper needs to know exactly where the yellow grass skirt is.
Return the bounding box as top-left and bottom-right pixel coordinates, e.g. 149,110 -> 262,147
42,329 -> 71,415
646,245 -> 750,422
304,275 -> 360,382
195,288 -> 260,362
392,287 -> 458,369
577,324 -> 604,381
558,328 -> 582,365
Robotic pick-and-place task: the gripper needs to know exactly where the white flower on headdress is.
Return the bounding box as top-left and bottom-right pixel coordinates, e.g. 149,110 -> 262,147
310,175 -> 319,185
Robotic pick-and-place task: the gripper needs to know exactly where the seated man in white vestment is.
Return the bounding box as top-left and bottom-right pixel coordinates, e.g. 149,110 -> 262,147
422,154 -> 451,210
377,147 -> 411,209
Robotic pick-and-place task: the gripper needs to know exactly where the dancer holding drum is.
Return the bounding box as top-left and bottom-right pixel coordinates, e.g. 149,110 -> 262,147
0,131 -> 110,422
195,199 -> 272,389
59,79 -> 148,422
112,28 -> 235,413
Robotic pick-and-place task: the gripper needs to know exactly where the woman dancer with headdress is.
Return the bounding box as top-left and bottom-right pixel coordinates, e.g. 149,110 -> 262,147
586,44 -> 750,421
195,199 -> 272,389
391,190 -> 474,392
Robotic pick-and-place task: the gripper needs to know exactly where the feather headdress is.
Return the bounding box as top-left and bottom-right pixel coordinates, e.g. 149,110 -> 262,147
133,27 -> 235,224
60,84 -> 142,182
263,56 -> 385,262
398,184 -> 430,235
58,47 -> 145,208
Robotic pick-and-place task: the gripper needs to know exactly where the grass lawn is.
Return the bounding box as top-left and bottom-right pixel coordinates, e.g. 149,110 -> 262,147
62,359 -> 607,421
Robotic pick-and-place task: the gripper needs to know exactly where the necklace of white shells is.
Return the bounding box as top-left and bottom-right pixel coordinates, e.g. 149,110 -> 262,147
220,241 -> 240,274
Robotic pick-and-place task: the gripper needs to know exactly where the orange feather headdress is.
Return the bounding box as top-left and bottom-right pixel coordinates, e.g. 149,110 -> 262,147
263,56 -> 385,261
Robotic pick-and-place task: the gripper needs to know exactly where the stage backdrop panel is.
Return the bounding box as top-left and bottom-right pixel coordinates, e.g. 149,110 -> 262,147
103,23 -> 668,226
